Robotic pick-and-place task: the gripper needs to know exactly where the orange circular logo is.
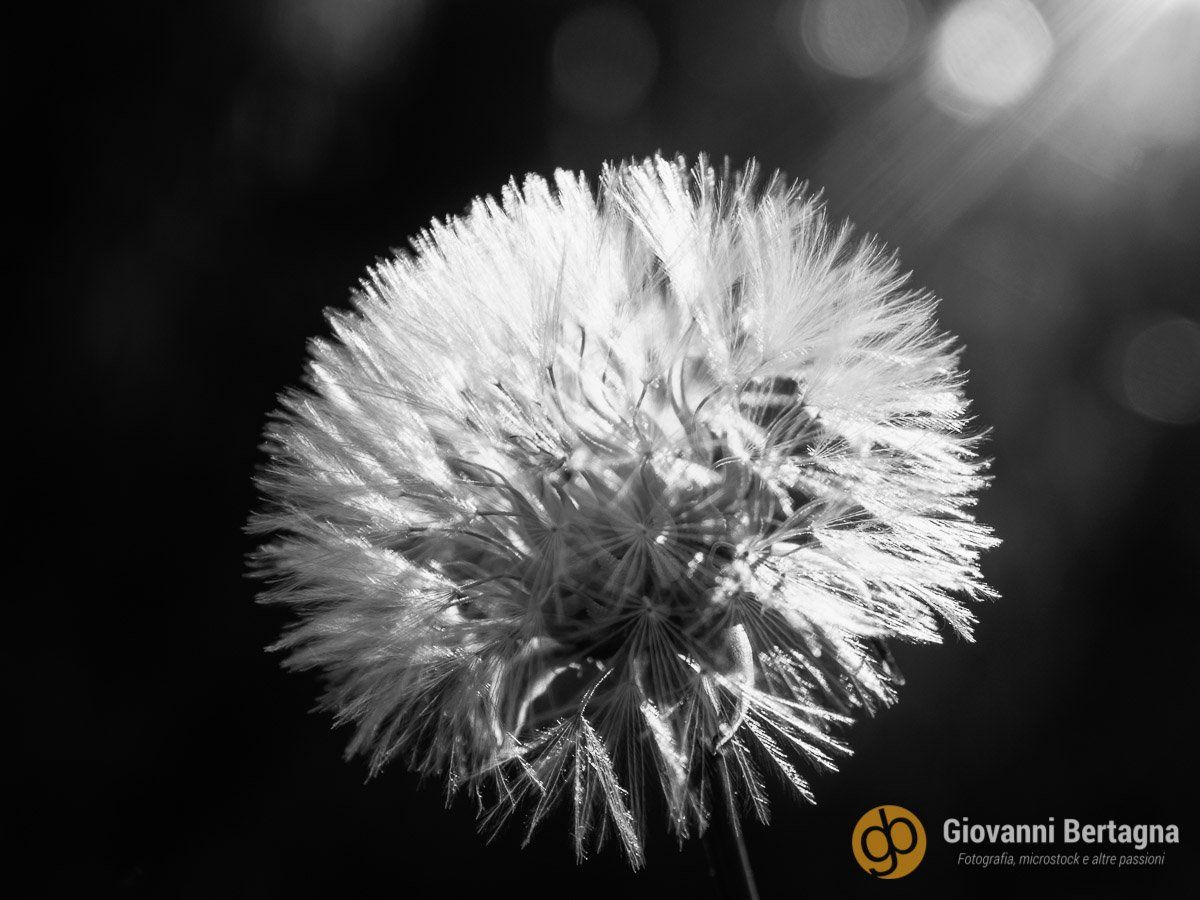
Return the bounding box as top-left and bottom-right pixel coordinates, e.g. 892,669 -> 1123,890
852,805 -> 926,878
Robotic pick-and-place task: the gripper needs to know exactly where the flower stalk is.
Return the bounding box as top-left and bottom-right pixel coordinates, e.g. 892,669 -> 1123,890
703,750 -> 760,900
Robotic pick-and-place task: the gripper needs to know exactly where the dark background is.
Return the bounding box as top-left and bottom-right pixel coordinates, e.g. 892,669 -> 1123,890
20,0 -> 1198,896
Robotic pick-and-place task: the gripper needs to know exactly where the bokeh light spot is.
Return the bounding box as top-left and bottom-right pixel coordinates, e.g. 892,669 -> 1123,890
929,0 -> 1053,121
551,3 -> 659,120
269,0 -> 427,83
799,0 -> 917,80
1120,316 -> 1200,425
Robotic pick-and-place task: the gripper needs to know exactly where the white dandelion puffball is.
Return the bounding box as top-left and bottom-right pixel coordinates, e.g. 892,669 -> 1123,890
251,154 -> 996,866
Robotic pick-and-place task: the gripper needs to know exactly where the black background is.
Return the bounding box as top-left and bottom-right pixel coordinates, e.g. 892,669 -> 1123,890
20,1 -> 1197,897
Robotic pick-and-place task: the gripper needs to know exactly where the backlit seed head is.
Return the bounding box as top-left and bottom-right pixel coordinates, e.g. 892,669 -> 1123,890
249,154 -> 997,866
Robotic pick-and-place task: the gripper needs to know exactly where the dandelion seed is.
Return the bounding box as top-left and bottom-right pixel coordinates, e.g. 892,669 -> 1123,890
249,154 -> 997,867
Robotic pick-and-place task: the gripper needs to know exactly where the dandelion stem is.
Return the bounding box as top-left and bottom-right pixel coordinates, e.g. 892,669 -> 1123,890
703,751 -> 759,900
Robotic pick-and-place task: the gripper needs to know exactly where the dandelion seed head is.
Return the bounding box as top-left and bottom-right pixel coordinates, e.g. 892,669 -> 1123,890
250,154 -> 997,866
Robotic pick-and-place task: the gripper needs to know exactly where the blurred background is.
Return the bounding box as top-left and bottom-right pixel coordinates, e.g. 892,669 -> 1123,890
21,0 -> 1198,895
